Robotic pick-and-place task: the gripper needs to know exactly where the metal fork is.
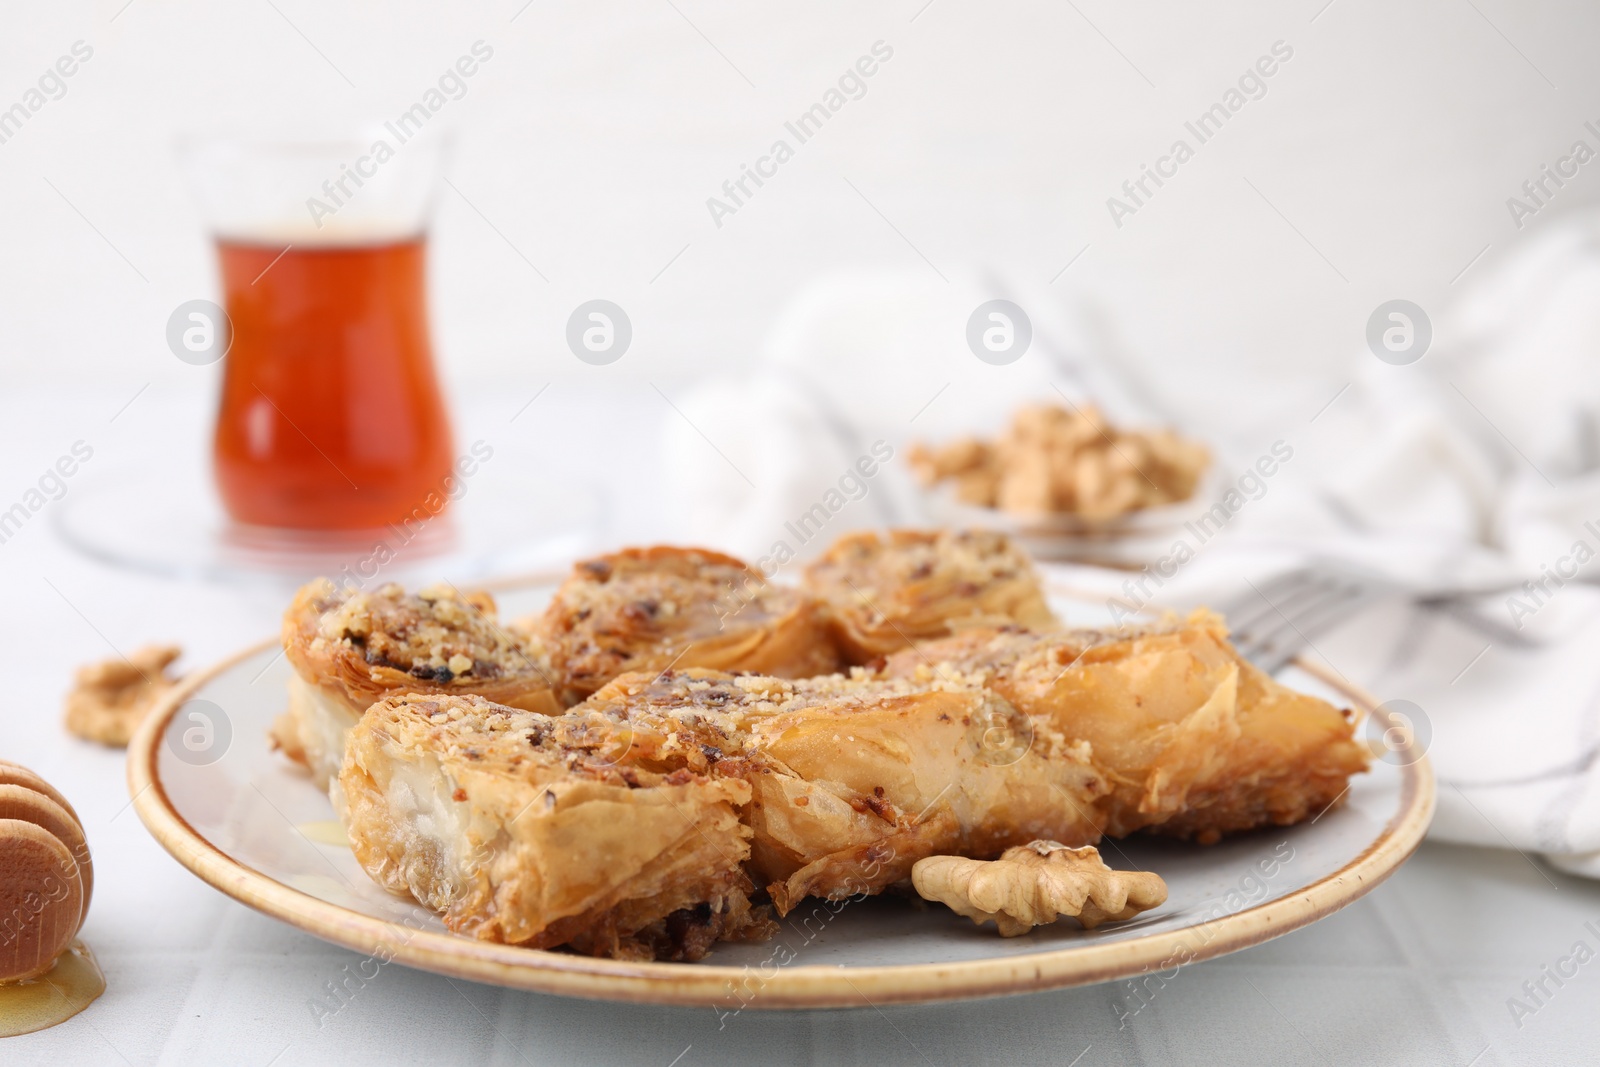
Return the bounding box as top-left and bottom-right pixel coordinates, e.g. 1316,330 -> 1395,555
1211,565 -> 1390,674
1212,561 -> 1540,674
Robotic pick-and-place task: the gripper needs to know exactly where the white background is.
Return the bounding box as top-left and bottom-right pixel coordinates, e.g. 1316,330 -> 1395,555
5,0 -> 1600,410
6,2 -> 1600,1064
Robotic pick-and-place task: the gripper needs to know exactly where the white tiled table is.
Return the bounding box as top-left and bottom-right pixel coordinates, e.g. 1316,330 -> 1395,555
5,387 -> 1596,1067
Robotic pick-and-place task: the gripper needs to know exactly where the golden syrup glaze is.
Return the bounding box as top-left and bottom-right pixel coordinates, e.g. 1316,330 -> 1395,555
0,940 -> 105,1037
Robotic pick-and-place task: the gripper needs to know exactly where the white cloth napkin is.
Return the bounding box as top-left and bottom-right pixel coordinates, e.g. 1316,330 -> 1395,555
662,217 -> 1600,877
661,266 -> 1158,564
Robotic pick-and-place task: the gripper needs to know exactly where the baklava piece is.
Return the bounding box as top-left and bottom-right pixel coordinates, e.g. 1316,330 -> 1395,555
884,611 -> 1370,842
802,529 -> 1057,662
338,669 -> 1110,958
580,669 -> 1107,913
338,693 -> 767,961
276,580 -> 560,789
520,546 -> 841,704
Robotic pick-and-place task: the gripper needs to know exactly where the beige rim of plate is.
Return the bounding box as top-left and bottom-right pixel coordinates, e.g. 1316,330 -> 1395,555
129,630 -> 1434,1010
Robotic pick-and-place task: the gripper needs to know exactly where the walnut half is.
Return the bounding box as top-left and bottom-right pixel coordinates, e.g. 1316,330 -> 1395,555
912,841 -> 1167,936
63,644 -> 182,747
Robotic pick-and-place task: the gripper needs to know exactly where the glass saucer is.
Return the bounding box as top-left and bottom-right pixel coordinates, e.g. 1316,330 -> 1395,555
52,455 -> 603,587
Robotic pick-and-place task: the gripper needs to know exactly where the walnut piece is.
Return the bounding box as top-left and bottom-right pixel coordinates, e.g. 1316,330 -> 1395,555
912,841 -> 1167,936
909,403 -> 1210,521
63,644 -> 182,747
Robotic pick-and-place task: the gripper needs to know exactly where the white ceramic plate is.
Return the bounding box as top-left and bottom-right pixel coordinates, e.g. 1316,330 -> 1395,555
129,571 -> 1433,1008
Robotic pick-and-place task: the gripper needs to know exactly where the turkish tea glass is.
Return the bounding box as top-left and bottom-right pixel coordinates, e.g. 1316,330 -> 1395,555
183,133 -> 455,531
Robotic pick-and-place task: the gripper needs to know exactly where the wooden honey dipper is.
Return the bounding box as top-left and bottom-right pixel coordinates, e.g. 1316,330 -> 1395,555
0,760 -> 93,984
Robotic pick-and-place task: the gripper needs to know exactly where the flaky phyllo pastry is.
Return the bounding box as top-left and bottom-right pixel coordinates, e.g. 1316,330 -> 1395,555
520,546 -> 842,703
277,546 -> 840,789
574,670 -> 1107,913
338,692 -> 770,961
279,531 -> 1369,962
336,611 -> 1367,960
338,670 -> 1107,960
802,528 -> 1057,661
274,580 -> 560,788
881,612 -> 1370,842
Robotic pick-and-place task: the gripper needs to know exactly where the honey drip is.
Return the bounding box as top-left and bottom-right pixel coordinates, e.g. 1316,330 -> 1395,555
298,820 -> 351,848
0,939 -> 105,1037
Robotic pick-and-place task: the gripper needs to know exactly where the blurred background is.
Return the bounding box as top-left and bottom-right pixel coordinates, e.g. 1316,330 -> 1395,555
7,0 -> 1598,407
10,0 -> 1600,578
